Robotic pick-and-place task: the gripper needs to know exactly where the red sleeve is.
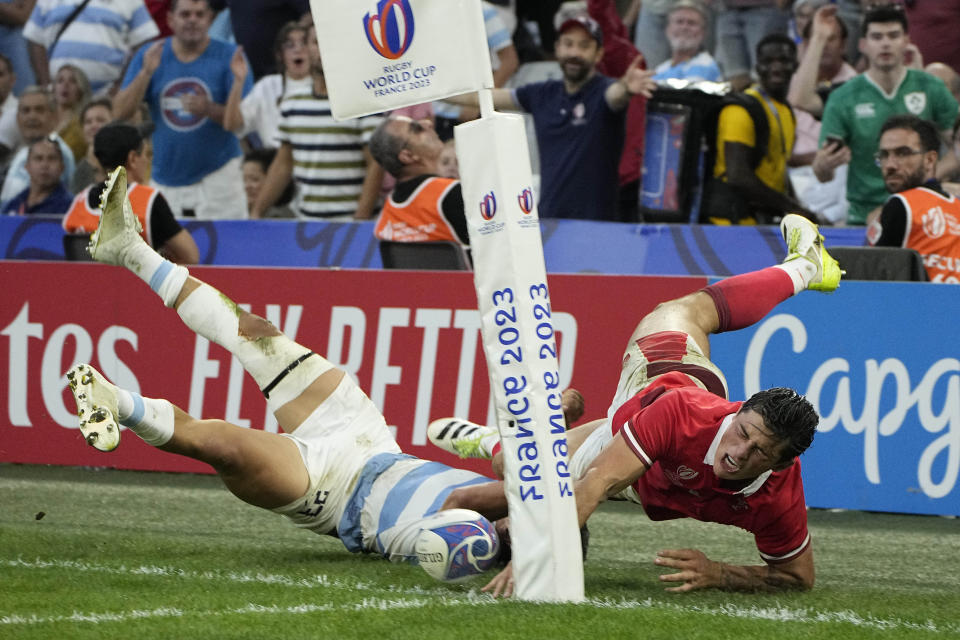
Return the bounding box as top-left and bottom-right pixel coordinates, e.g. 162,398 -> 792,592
614,386 -> 684,468
587,0 -> 644,76
752,464 -> 811,564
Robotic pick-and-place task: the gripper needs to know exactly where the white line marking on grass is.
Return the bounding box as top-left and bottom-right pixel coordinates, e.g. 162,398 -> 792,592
4,557 -> 959,634
1,598 -> 494,627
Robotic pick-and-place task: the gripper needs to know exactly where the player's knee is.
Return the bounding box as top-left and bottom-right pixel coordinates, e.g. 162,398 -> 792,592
238,313 -> 282,339
186,419 -> 247,472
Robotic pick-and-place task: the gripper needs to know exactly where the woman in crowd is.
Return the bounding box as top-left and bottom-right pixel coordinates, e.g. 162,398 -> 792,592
53,65 -> 92,163
70,98 -> 113,193
224,21 -> 313,149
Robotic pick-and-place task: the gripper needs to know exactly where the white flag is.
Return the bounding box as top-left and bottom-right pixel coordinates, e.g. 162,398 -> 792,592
310,0 -> 494,119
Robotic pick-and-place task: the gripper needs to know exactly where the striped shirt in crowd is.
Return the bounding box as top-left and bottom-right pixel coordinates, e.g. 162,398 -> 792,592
277,91 -> 383,220
23,0 -> 159,95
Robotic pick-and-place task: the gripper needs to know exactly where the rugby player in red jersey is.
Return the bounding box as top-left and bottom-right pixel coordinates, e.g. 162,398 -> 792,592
430,213 -> 842,595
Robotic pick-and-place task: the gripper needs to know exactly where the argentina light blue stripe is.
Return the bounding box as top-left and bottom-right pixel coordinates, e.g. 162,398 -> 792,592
337,452 -> 412,552
149,261 -> 174,293
376,461 -> 455,533
423,475 -> 492,517
121,392 -> 145,427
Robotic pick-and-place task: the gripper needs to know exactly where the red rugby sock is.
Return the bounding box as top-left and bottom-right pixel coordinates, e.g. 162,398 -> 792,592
702,267 -> 795,332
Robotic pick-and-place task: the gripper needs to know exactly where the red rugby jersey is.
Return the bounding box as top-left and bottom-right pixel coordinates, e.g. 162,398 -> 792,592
612,371 -> 810,564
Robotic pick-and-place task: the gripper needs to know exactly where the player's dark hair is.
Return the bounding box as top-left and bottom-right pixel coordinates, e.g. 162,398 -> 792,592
369,120 -> 407,177
862,3 -> 908,36
755,33 -> 797,60
740,388 -> 818,463
880,114 -> 940,153
0,52 -> 12,76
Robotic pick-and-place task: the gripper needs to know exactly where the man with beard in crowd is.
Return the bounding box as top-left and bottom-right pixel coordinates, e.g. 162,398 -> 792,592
867,114 -> 960,283
452,15 -> 656,221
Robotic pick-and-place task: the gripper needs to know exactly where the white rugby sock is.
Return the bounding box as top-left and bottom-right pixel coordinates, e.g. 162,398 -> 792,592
176,282 -> 332,409
123,241 -> 189,308
118,391 -> 174,447
479,433 -> 500,458
775,259 -> 818,295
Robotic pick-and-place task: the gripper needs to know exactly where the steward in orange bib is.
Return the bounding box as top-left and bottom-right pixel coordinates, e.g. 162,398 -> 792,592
868,115 -> 960,283
368,116 -> 469,250
64,123 -> 198,264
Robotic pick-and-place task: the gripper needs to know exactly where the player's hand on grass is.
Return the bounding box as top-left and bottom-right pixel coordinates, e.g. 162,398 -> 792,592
482,562 -> 514,598
655,548 -> 722,592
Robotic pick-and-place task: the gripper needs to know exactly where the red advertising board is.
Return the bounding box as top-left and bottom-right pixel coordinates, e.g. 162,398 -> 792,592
0,262 -> 705,476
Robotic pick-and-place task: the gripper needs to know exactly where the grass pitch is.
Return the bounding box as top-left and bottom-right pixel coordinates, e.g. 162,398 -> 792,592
2,463 -> 958,639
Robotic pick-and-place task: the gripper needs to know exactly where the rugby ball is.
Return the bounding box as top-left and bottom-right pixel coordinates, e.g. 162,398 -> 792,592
415,509 -> 500,583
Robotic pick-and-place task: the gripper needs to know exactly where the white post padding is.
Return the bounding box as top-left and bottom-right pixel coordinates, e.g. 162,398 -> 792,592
309,0 -> 493,120
455,113 -> 585,602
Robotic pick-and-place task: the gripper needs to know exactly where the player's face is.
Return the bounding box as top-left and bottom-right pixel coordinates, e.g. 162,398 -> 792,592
878,128 -> 933,193
555,28 -> 602,85
860,22 -> 907,72
714,409 -> 786,480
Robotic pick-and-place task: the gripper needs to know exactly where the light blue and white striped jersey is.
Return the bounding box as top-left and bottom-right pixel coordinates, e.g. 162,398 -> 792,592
276,92 -> 382,219
338,453 -> 493,562
23,0 -> 159,95
653,51 -> 723,83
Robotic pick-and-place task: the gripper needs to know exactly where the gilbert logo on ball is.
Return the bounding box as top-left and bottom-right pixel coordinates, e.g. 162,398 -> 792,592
415,509 -> 500,582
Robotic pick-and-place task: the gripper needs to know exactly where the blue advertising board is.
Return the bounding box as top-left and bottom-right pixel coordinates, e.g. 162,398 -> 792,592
0,215 -> 868,275
710,280 -> 960,516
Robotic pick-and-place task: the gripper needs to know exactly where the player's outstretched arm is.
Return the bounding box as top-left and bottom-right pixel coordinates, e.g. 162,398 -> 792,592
440,480 -> 508,522
655,545 -> 815,593
575,432 -> 649,527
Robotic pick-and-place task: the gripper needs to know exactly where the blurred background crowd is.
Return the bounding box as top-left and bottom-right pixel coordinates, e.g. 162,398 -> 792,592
2,0 -> 959,278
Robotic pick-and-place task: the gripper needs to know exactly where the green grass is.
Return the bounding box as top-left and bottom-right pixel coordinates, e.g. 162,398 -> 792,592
2,463 -> 958,639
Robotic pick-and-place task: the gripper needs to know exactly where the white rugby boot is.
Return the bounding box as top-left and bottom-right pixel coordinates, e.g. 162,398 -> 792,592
779,213 -> 843,292
66,363 -> 121,452
427,418 -> 497,459
88,166 -> 144,266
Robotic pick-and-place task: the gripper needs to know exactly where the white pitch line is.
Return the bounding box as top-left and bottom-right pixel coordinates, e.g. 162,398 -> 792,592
3,557 -> 959,634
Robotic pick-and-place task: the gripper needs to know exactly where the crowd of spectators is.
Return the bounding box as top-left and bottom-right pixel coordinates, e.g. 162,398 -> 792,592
1,0 -> 960,275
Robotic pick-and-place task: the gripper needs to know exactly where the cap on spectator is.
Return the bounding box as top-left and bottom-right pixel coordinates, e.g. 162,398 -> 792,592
667,0 -> 709,22
94,122 -> 146,172
558,15 -> 603,46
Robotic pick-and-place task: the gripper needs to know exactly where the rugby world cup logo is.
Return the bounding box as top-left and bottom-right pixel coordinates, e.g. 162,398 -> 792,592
517,187 -> 534,214
363,0 -> 415,60
479,191 -> 497,220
